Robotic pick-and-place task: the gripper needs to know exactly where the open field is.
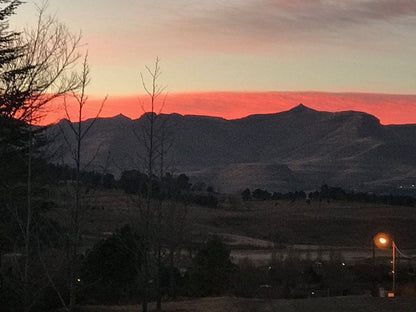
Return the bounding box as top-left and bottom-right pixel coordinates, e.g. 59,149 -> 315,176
78,296 -> 416,312
49,189 -> 416,264
188,199 -> 416,248
43,189 -> 416,308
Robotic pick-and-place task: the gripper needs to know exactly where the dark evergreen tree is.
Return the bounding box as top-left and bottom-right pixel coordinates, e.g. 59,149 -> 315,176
0,0 -> 28,157
187,236 -> 235,296
80,226 -> 143,304
0,0 -> 29,256
241,188 -> 251,201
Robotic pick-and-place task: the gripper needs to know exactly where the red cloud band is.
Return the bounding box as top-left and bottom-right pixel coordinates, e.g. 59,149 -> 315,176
37,91 -> 416,126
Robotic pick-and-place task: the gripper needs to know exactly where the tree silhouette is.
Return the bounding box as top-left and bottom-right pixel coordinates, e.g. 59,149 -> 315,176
188,236 -> 235,296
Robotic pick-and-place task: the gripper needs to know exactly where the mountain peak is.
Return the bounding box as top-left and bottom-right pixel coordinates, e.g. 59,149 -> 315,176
112,113 -> 131,121
288,103 -> 316,113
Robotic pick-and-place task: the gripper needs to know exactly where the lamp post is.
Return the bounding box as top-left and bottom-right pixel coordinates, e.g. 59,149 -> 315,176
392,241 -> 396,295
373,233 -> 396,296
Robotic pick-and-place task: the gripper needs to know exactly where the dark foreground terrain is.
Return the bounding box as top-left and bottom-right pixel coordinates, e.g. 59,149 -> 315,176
78,296 -> 416,312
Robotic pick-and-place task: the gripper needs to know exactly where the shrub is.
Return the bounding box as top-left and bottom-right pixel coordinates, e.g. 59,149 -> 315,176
80,226 -> 142,304
187,236 -> 235,296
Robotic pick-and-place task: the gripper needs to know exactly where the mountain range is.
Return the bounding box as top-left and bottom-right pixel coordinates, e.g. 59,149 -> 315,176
46,104 -> 416,194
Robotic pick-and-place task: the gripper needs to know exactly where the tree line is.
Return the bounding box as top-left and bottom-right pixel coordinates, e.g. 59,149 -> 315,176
38,164 -> 219,208
241,184 -> 416,207
34,230 -> 414,305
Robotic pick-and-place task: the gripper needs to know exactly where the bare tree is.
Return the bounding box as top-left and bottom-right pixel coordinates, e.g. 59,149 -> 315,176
2,2 -> 81,123
0,3 -> 83,312
134,57 -> 193,312
23,7 -> 81,312
59,53 -> 106,311
134,57 -> 167,312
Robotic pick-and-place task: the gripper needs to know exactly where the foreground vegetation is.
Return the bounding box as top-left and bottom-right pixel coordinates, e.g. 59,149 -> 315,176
4,171 -> 416,311
1,2 -> 415,311
78,296 -> 416,312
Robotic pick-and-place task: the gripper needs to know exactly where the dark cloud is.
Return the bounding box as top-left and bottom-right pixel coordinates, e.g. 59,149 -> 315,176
165,0 -> 416,49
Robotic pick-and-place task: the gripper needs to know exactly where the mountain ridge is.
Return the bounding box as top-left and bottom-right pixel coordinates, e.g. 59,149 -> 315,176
47,104 -> 416,193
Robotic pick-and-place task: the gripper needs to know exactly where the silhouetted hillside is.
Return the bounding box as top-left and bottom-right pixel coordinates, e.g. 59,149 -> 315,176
46,104 -> 416,193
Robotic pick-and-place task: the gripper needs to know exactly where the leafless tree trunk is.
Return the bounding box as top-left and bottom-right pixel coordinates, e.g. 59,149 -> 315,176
61,53 -> 105,312
136,57 -> 166,312
154,115 -> 172,310
135,58 -> 192,311
23,111 -> 33,312
1,3 -> 83,312
164,200 -> 188,299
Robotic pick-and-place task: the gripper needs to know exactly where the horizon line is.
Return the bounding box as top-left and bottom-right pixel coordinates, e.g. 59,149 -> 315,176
36,90 -> 416,126
47,103 -> 416,127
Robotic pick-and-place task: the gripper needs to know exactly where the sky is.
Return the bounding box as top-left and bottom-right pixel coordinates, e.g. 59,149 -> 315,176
10,0 -> 416,125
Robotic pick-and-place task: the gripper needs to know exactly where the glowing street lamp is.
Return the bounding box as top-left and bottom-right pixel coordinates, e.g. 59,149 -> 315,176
374,233 -> 389,248
373,233 -> 396,296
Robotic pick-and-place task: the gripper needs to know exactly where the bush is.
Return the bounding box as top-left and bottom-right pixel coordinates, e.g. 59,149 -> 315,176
187,236 -> 236,296
80,226 -> 142,304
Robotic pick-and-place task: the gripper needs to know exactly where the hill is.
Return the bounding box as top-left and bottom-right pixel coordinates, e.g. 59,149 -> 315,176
46,104 -> 416,193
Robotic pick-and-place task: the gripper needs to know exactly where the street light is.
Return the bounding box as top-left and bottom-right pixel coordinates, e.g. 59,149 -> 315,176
374,233 -> 389,248
373,233 -> 396,296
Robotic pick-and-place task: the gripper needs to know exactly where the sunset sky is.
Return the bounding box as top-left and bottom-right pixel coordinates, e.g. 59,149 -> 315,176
11,0 -> 416,125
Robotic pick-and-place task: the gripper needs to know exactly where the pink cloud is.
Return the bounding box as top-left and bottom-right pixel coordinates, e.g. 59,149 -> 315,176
38,91 -> 416,126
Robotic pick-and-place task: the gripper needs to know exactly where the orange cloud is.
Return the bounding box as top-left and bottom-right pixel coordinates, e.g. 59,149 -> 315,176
37,91 -> 416,126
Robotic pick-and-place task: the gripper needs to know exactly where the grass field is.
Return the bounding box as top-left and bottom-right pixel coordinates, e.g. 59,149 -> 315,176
50,188 -> 416,263
189,198 -> 416,248
78,296 -> 416,312
47,190 -> 416,309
